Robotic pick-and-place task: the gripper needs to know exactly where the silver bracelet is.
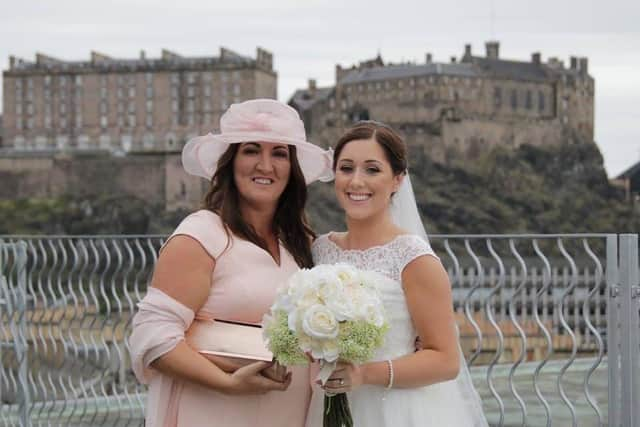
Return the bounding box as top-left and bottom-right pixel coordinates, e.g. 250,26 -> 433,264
386,359 -> 394,389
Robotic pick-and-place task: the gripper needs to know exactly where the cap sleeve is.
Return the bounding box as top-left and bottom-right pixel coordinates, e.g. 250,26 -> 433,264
397,235 -> 440,275
162,210 -> 229,260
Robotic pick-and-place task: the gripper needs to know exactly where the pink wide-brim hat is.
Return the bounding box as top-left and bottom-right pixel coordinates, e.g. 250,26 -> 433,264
182,99 -> 334,184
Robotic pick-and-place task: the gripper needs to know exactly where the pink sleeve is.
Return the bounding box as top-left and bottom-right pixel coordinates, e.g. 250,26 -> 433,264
129,287 -> 195,384
162,209 -> 230,260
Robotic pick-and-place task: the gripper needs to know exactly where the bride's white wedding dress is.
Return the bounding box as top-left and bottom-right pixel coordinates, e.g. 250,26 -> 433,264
305,233 -> 488,427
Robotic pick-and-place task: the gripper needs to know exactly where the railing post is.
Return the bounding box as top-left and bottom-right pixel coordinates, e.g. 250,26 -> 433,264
618,234 -> 639,426
607,234 -> 620,427
15,242 -> 31,427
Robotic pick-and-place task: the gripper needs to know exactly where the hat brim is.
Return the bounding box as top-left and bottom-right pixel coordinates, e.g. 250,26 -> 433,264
182,132 -> 334,184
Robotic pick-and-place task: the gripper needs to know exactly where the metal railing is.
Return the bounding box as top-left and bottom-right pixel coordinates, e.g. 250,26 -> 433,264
0,234 -> 638,426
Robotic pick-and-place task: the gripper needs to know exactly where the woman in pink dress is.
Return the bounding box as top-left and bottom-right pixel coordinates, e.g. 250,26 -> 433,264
129,99 -> 333,427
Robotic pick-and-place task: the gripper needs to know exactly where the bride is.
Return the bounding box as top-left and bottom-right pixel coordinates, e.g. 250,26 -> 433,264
305,121 -> 488,426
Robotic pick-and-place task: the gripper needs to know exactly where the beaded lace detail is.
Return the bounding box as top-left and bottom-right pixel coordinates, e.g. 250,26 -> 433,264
312,233 -> 438,282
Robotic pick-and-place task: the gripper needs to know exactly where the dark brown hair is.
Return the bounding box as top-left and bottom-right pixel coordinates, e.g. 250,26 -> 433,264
333,120 -> 408,176
203,144 -> 315,268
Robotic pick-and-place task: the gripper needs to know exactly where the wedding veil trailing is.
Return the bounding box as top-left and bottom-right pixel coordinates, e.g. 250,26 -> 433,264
390,173 -> 489,427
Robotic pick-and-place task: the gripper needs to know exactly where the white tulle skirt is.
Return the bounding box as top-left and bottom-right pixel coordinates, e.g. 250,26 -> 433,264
305,378 -> 480,427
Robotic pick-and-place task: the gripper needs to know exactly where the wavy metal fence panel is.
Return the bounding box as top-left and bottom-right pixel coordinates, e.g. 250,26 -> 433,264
0,234 -> 638,426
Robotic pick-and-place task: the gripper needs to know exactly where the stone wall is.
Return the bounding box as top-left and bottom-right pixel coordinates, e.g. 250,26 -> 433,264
0,152 -> 205,211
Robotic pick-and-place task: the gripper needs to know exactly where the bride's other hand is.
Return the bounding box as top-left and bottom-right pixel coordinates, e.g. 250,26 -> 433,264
321,362 -> 364,393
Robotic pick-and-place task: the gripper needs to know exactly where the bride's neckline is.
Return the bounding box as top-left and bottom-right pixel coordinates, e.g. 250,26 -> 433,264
325,232 -> 411,253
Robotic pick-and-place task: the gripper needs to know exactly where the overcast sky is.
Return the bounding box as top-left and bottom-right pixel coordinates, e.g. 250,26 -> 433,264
1,0 -> 638,177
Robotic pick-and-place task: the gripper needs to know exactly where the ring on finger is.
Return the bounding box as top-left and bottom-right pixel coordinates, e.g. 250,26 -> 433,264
339,379 -> 345,386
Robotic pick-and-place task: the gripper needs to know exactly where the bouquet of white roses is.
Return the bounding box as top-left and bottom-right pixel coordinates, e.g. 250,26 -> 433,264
262,263 -> 388,427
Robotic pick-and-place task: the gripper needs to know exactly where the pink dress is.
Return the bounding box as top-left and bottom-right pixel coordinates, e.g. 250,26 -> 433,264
130,210 -> 310,427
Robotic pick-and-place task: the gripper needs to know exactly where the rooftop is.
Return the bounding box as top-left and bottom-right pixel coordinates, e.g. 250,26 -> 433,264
5,47 -> 272,75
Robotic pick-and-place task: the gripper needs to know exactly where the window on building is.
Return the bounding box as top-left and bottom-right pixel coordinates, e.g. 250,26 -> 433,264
128,102 -> 135,113
538,91 -> 545,112
129,87 -> 136,98
16,104 -> 22,114
16,117 -> 23,129
187,86 -> 195,97
146,100 -> 153,112
204,85 -> 211,97
60,103 -> 67,114
128,114 -> 136,127
101,87 -> 108,98
100,101 -> 108,115
99,134 -> 111,149
60,118 -> 67,128
510,89 -> 518,110
56,135 -> 68,149
525,90 -> 532,110
101,116 -> 108,128
77,135 -> 89,149
146,73 -> 153,84
142,133 -> 154,149
146,115 -> 153,128
187,73 -> 196,84
146,86 -> 153,98
187,100 -> 194,113
171,100 -> 179,113
233,84 -> 240,96
75,75 -> 83,86
26,118 -> 34,129
44,116 -> 52,128
121,135 -> 133,152
171,73 -> 179,85
60,76 -> 67,87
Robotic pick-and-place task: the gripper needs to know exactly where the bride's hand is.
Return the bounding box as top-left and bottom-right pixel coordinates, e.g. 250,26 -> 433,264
321,362 -> 364,394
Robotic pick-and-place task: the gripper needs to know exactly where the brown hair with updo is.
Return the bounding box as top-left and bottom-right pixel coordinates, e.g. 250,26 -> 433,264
333,120 -> 408,176
202,144 -> 315,268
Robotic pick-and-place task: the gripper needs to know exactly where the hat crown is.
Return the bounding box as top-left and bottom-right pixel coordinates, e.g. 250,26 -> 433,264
220,99 -> 306,141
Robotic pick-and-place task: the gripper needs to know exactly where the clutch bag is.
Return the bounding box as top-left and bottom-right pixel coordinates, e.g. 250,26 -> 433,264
185,318 -> 273,362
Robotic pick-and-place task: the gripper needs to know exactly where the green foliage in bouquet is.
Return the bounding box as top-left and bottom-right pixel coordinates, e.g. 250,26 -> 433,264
337,320 -> 389,363
263,310 -> 308,365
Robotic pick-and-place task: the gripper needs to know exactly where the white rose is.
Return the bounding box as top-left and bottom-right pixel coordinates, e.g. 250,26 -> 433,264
334,263 -> 360,285
302,304 -> 339,340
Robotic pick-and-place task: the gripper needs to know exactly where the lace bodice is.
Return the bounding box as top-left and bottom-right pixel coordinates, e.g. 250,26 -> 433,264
312,233 -> 439,360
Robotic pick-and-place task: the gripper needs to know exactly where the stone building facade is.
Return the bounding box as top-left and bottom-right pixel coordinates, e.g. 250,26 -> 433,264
289,41 -> 594,163
2,47 -> 276,153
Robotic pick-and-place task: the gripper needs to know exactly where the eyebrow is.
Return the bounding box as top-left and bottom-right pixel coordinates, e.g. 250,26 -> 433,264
242,142 -> 288,151
338,159 -> 383,165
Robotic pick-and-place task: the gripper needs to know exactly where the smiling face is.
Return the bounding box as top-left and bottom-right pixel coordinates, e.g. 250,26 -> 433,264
334,138 -> 403,221
233,141 -> 291,209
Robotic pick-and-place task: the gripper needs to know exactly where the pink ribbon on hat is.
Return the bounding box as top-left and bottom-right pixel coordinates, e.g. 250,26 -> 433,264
220,102 -> 306,140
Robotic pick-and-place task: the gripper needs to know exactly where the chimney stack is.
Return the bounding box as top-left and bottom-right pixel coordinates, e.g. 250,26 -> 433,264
463,44 -> 472,61
426,53 -> 433,64
308,79 -> 317,96
485,41 -> 500,59
531,52 -> 541,65
578,57 -> 589,73
570,56 -> 578,70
